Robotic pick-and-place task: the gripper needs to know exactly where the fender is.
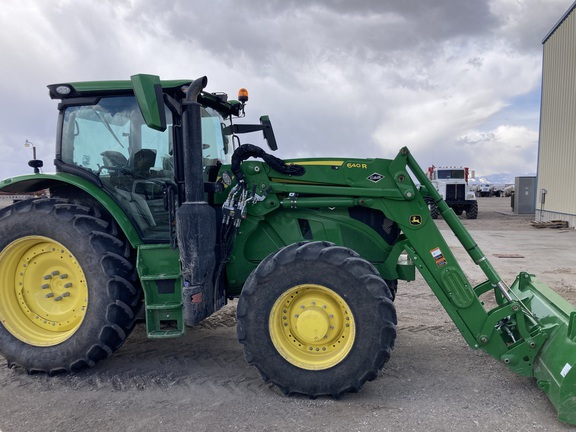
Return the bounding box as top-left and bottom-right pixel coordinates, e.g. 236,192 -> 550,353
0,173 -> 142,247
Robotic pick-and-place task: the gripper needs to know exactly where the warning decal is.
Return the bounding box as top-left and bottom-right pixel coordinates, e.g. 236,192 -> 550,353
430,247 -> 447,267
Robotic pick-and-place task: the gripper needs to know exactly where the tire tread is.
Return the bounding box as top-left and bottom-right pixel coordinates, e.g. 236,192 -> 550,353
237,241 -> 396,398
0,198 -> 141,374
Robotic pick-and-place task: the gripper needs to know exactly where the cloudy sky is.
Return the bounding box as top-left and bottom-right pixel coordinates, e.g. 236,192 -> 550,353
1,0 -> 573,179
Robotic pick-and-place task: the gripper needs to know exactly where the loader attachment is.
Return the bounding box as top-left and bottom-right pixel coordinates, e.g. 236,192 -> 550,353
388,147 -> 576,425
509,273 -> 576,424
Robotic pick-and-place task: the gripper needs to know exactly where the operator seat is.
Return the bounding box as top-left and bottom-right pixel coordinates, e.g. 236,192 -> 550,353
131,149 -> 157,177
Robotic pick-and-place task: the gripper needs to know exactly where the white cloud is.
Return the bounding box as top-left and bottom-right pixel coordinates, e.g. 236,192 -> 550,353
489,0 -> 570,49
370,36 -> 542,170
0,0 -> 572,179
457,125 -> 539,175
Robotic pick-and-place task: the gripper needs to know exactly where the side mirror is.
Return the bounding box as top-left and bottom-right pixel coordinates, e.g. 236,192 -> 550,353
131,74 -> 167,132
259,116 -> 277,151
229,115 -> 279,151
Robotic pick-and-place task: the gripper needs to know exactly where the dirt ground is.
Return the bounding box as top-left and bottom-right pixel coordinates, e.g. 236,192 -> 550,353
1,197 -> 576,432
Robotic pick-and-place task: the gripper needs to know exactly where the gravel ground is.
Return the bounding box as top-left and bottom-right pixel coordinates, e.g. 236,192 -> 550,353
0,197 -> 575,432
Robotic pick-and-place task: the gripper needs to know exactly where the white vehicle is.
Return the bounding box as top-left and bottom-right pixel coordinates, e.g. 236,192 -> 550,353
478,183 -> 495,197
425,166 -> 478,219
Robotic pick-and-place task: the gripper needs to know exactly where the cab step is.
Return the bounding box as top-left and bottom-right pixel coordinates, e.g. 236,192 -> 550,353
136,244 -> 185,338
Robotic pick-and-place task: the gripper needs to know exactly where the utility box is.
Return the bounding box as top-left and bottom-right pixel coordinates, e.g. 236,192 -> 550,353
514,176 -> 536,214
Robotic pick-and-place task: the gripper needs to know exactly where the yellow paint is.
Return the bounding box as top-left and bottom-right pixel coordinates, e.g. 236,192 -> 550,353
269,284 -> 355,370
0,236 -> 88,346
293,161 -> 344,166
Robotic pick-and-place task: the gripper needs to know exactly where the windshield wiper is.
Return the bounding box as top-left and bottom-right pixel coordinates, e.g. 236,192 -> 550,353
93,109 -> 125,148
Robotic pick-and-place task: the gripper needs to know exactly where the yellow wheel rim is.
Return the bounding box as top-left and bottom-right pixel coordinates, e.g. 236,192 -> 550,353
0,236 -> 88,347
269,284 -> 355,370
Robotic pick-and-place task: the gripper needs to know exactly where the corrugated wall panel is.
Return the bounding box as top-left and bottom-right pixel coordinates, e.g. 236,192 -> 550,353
538,9 -> 576,221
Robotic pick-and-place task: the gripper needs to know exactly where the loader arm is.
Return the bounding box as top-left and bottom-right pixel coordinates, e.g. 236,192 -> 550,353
379,147 -> 576,424
377,148 -> 542,356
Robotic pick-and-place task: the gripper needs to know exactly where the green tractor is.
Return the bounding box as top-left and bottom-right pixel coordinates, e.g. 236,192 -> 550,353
1,74 -> 576,424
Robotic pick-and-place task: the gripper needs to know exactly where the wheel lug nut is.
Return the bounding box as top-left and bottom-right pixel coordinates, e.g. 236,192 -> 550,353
51,271 -> 60,276
41,284 -> 50,289
59,274 -> 68,279
64,283 -> 73,288
45,293 -> 54,298
43,275 -> 52,280
54,292 -> 70,302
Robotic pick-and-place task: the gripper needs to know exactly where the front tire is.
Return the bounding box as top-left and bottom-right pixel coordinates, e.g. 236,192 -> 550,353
466,201 -> 478,219
0,199 -> 140,373
237,241 -> 396,397
425,197 -> 439,219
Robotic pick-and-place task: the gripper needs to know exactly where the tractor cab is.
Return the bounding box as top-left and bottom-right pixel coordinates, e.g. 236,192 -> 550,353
56,94 -> 232,241
49,76 -> 275,243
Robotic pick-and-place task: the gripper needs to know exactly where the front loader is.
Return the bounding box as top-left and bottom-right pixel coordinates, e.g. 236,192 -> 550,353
0,74 -> 575,424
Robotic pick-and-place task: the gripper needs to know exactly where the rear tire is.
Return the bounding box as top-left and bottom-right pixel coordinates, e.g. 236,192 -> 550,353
466,201 -> 478,219
237,241 -> 396,397
0,198 -> 140,373
384,279 -> 398,301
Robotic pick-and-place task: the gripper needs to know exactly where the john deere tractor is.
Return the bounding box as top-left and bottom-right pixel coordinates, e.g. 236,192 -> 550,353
1,74 -> 576,424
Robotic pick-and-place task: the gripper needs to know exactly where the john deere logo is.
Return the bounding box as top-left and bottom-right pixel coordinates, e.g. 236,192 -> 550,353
410,215 -> 422,225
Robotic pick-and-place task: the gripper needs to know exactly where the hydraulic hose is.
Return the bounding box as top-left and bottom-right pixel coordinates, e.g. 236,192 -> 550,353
231,144 -> 305,183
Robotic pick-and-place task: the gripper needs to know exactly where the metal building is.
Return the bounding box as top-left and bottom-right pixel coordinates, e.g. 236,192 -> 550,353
537,2 -> 576,227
